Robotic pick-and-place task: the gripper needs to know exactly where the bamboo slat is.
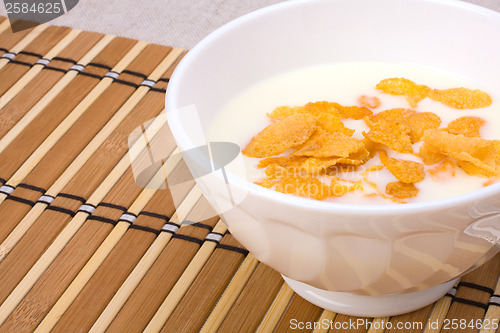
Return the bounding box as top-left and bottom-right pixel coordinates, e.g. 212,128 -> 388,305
256,283 -> 295,332
214,263 -> 284,332
105,226 -> 241,333
0,24 -> 48,72
0,114 -> 173,314
0,33 -> 112,147
0,46 -> 180,261
0,172 -> 143,333
0,40 -> 148,197
198,253 -> 259,332
331,314 -> 372,333
423,283 -> 458,333
438,256 -> 500,333
46,190 -> 177,333
274,294 -> 324,332
0,19 -> 11,35
0,29 -> 80,110
312,311 -> 337,333
366,317 -> 390,333
29,169 -> 168,333
0,83 -> 174,326
0,26 -> 71,95
0,37 -> 136,187
33,167 -> 198,332
479,274 -> 500,333
386,304 -> 433,333
0,35 -> 179,324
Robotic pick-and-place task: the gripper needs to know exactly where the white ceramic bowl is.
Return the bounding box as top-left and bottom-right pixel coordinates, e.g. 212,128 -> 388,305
166,0 -> 500,316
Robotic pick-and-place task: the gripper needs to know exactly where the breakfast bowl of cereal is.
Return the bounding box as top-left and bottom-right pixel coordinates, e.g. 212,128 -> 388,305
165,0 -> 500,316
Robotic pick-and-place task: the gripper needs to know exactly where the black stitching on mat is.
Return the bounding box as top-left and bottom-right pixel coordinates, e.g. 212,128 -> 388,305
18,51 -> 42,58
121,69 -> 147,79
129,224 -> 161,235
52,56 -> 77,64
17,183 -> 46,194
190,222 -> 213,231
46,206 -> 76,217
216,243 -> 249,255
452,297 -> 488,310
172,234 -> 203,245
113,79 -> 139,88
87,215 -> 117,225
44,66 -> 68,73
150,87 -> 166,93
79,71 -> 103,80
0,51 -> 165,91
86,62 -> 111,70
9,60 -> 33,67
139,211 -> 169,221
6,196 -> 35,207
458,282 -> 494,295
57,193 -> 86,203
97,202 -> 127,212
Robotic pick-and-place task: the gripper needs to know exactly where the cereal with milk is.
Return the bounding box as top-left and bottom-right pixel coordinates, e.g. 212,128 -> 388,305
207,63 -> 500,204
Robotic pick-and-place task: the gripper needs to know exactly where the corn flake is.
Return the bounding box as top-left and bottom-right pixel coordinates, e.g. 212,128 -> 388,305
265,164 -> 289,180
302,101 -> 373,119
315,112 -> 355,136
331,179 -> 354,196
267,105 -> 302,120
294,131 -> 366,158
258,156 -> 307,169
422,129 -> 497,172
275,175 -> 333,200
379,151 -> 425,183
418,142 -> 445,165
428,87 -> 492,109
457,161 -> 498,178
303,101 -> 342,117
358,95 -> 381,109
386,181 -> 419,199
361,138 -> 384,158
369,109 -> 440,143
369,108 -> 415,123
338,105 -> 373,120
405,112 -> 441,143
336,146 -> 370,165
293,127 -> 326,150
376,78 -> 430,108
446,116 -> 485,137
254,179 -> 275,189
363,118 -> 413,153
243,113 -> 317,157
301,157 -> 339,174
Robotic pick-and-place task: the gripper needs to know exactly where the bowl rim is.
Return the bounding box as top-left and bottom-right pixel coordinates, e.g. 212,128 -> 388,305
165,0 -> 500,216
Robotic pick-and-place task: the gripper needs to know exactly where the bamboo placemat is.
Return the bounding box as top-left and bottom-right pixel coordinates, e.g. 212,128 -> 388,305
0,17 -> 498,333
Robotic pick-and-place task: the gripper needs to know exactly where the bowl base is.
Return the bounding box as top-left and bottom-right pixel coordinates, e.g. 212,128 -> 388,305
282,275 -> 458,317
